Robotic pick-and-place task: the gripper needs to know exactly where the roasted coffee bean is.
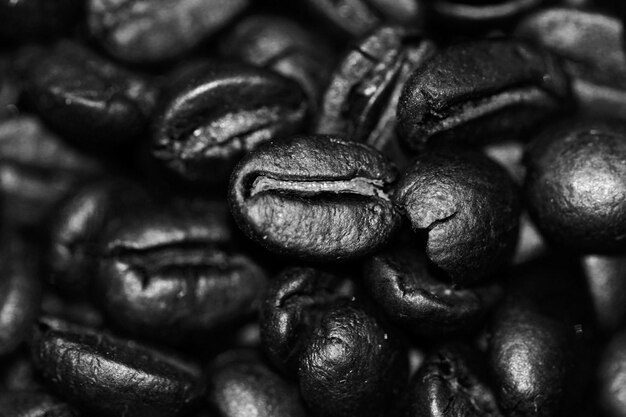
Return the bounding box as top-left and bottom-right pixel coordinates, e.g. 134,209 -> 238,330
229,135 -> 400,261
427,0 -> 547,32
516,8 -> 626,118
0,392 -> 79,417
315,26 -> 435,167
404,344 -> 502,417
0,233 -> 41,357
488,259 -> 592,417
152,62 -> 309,186
0,116 -> 101,228
47,179 -> 147,297
392,147 -> 520,285
260,267 -> 354,374
298,298 -> 408,417
31,317 -> 205,417
397,40 -> 571,150
0,0 -> 83,41
26,41 -> 157,152
300,0 -> 424,37
97,198 -> 267,342
207,350 -> 308,417
524,120 -> 626,253
581,254 -> 626,333
220,15 -> 333,109
363,248 -> 502,337
87,0 -> 249,63
599,329 -> 626,417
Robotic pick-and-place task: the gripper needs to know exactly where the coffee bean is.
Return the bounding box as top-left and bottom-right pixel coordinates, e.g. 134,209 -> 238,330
392,147 -> 520,284
152,62 -> 309,186
26,41 -> 157,152
0,233 -> 41,357
260,267 -> 354,374
229,135 -> 401,261
97,198 -> 267,343
87,0 -> 249,63
0,391 -> 80,417
220,15 -> 334,109
208,350 -> 308,417
300,0 -> 424,37
397,40 -> 572,149
31,317 -> 205,417
0,116 -> 102,228
315,26 -> 435,166
363,248 -> 502,337
404,344 -> 502,417
516,7 -> 626,119
298,298 -> 408,417
524,120 -> 626,252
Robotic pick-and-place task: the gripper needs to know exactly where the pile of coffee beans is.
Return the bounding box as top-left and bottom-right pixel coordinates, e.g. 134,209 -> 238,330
1,0 -> 626,416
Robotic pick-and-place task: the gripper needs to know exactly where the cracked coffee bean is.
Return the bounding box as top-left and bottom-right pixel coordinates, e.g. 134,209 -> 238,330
220,15 -> 334,109
397,40 -> 572,150
363,248 -> 502,338
0,392 -> 79,417
524,120 -> 626,253
315,25 -> 435,166
300,0 -> 424,38
0,116 -> 102,228
87,0 -> 249,63
404,343 -> 502,417
260,267 -> 354,375
392,147 -> 520,285
152,62 -> 309,187
25,41 -> 157,152
97,197 -> 267,343
207,350 -> 308,417
229,135 -> 401,261
516,7 -> 626,119
31,317 -> 205,417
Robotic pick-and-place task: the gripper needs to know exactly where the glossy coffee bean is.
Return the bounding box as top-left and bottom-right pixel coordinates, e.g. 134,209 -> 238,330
0,392 -> 79,417
26,41 -> 157,152
152,62 -> 309,186
397,40 -> 571,150
599,329 -> 626,417
88,0 -> 249,63
229,135 -> 400,261
260,267 -> 354,374
404,344 -> 502,417
0,116 -> 102,228
524,120 -> 626,253
315,26 -> 435,166
96,197 -> 267,342
0,0 -> 83,41
300,0 -> 423,37
516,8 -> 626,119
581,254 -> 626,333
298,298 -> 408,417
31,317 -> 205,417
0,233 -> 41,357
428,0 -> 548,31
208,350 -> 308,417
392,147 -> 520,284
220,15 -> 333,109
363,248 -> 502,337
47,179 -> 147,297
488,259 -> 592,417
